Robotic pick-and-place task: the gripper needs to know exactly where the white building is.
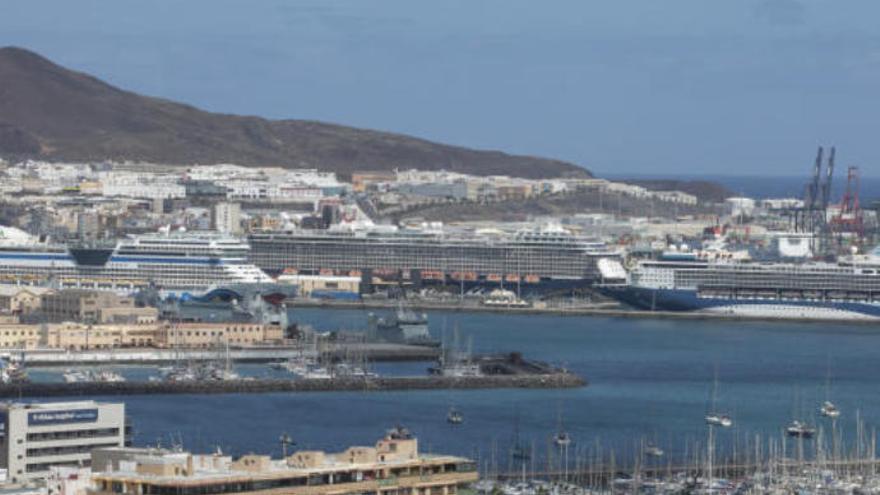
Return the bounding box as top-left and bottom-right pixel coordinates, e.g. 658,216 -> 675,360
0,401 -> 127,482
277,274 -> 360,296
212,202 -> 242,234
186,164 -> 261,181
773,232 -> 814,259
100,172 -> 185,200
225,181 -> 323,204
605,182 -> 651,198
652,190 -> 698,205
725,197 -> 756,217
760,198 -> 804,210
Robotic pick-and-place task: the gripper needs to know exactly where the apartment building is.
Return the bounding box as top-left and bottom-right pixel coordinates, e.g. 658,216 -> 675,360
89,427 -> 477,495
0,401 -> 127,483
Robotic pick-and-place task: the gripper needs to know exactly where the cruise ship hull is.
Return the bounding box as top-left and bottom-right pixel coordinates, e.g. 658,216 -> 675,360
0,234 -> 271,293
604,286 -> 880,320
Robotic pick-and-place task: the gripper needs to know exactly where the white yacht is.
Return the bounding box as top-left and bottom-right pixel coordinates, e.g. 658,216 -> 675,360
820,400 -> 841,418
786,420 -> 816,438
705,414 -> 733,428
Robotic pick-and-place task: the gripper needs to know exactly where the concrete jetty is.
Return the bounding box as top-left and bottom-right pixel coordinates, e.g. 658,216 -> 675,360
290,298 -> 880,324
0,372 -> 585,398
10,343 -> 439,367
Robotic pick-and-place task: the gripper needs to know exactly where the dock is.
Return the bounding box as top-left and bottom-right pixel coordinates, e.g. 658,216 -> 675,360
11,343 -> 439,367
290,298 -> 880,324
0,372 -> 585,398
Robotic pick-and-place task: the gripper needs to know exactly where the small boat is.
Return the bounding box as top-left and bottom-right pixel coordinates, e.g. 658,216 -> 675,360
65,369 -> 126,383
481,289 -> 530,308
332,362 -> 378,379
786,420 -> 816,438
300,365 -> 332,380
705,413 -> 733,428
446,407 -> 464,425
705,371 -> 732,428
0,360 -> 28,384
820,400 -> 841,418
644,444 -> 664,458
553,431 -> 571,447
163,365 -> 199,383
552,401 -> 571,448
63,369 -> 89,383
93,370 -> 126,383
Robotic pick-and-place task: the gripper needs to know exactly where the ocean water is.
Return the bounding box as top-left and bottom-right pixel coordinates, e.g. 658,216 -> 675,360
55,308 -> 880,470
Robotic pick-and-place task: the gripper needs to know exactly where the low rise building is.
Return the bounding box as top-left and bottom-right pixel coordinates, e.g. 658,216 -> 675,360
0,286 -> 54,315
277,274 -> 360,298
652,190 -> 698,205
351,171 -> 397,192
0,320 -> 283,351
90,427 -> 477,495
38,290 -> 157,324
0,324 -> 41,349
725,197 -> 757,217
0,401 -> 128,483
43,322 -> 159,350
160,322 -> 283,348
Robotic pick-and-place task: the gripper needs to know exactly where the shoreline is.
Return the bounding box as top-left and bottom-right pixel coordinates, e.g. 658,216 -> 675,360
0,373 -> 586,398
9,344 -> 440,367
289,298 -> 880,325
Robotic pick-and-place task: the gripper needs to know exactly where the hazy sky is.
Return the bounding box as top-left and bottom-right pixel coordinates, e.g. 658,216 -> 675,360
2,0 -> 880,177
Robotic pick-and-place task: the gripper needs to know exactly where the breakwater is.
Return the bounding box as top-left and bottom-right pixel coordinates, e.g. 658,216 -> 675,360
0,373 -> 585,398
12,343 -> 439,367
290,298 -> 880,324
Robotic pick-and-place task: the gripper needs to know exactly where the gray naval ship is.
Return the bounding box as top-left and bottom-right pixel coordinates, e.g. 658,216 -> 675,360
367,303 -> 439,347
141,283 -> 297,328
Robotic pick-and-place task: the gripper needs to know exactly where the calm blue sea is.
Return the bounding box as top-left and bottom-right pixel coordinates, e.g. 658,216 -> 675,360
44,309 -> 880,469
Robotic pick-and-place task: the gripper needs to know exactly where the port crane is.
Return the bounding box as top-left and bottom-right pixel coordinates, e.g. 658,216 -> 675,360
829,165 -> 864,238
792,146 -> 836,253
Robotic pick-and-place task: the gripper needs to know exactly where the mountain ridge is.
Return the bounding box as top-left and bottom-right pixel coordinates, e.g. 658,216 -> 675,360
0,46 -> 590,179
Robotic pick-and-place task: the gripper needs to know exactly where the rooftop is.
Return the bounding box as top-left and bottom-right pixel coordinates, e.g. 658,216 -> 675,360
0,285 -> 55,297
0,399 -> 111,411
93,427 -> 474,485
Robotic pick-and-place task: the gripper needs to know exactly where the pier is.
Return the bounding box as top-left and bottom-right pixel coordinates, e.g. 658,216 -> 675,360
290,298 -> 880,324
0,372 -> 585,398
10,343 -> 439,367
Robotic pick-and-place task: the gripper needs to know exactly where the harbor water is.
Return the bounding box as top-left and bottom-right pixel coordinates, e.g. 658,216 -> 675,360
50,308 -> 880,468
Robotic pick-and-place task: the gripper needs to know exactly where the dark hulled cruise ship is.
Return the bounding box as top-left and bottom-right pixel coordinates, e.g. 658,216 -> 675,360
248,223 -> 625,290
603,249 -> 880,320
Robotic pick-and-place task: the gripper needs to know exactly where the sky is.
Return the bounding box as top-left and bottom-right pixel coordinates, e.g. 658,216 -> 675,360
2,0 -> 880,178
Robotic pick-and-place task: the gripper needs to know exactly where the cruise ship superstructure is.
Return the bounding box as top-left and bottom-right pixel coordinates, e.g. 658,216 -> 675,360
606,248 -> 880,320
0,226 -> 271,293
248,222 -> 625,289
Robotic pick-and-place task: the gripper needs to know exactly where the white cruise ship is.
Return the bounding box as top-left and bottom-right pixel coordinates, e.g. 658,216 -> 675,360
602,248 -> 880,321
0,226 -> 271,294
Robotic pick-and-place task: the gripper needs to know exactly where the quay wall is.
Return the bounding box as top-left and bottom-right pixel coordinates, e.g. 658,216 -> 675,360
291,298 -> 880,324
5,344 -> 439,366
0,373 -> 585,398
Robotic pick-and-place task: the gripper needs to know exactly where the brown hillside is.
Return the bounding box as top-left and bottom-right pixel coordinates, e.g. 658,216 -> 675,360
0,47 -> 589,179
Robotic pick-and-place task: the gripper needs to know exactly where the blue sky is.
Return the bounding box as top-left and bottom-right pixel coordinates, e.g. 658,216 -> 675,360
2,0 -> 879,177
